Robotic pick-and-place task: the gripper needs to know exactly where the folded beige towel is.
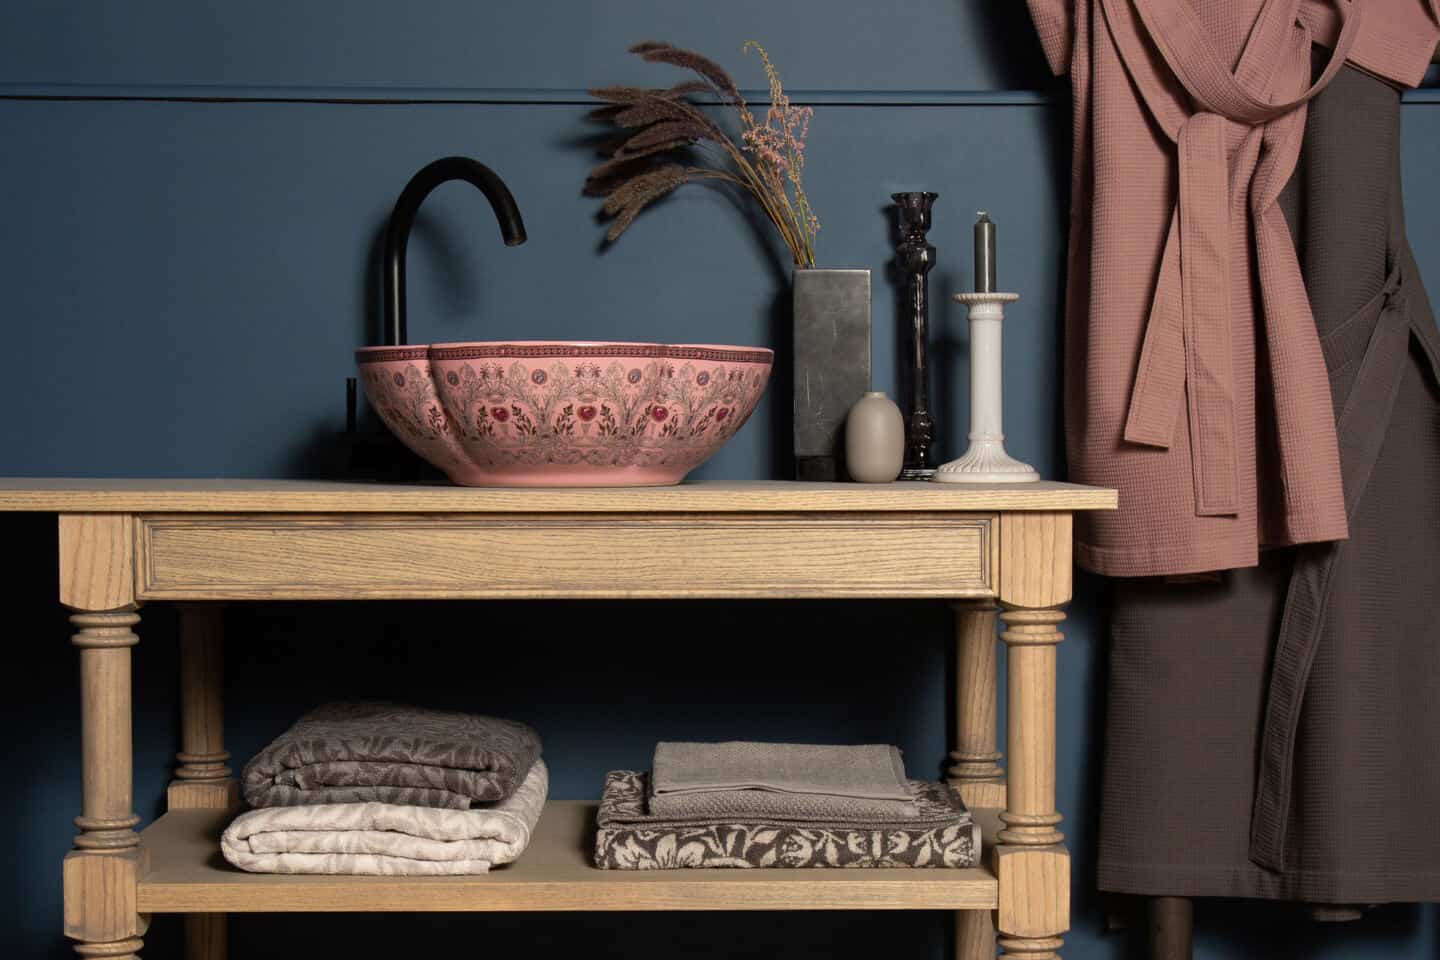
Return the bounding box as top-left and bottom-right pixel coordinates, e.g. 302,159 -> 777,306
652,741 -> 912,802
221,759 -> 547,876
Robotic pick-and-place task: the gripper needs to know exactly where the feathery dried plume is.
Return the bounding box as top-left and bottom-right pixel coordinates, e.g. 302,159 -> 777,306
584,156 -> 644,196
604,90 -> 731,150
584,42 -> 819,266
629,41 -> 742,104
589,80 -> 714,105
600,164 -> 687,214
600,165 -> 691,242
588,86 -> 660,106
612,97 -> 691,129
626,119 -> 709,151
585,137 -> 695,193
663,80 -> 718,100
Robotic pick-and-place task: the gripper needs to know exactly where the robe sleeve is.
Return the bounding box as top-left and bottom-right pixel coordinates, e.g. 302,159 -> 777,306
1025,0 -> 1074,76
1299,0 -> 1440,89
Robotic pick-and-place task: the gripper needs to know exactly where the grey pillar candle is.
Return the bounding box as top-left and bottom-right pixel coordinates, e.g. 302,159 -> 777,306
974,211 -> 997,294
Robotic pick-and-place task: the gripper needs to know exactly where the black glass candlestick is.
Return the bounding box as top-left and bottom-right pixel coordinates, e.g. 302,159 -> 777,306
893,191 -> 939,479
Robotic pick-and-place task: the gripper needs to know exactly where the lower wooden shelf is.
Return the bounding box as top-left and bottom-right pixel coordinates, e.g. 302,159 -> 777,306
137,801 -> 1000,913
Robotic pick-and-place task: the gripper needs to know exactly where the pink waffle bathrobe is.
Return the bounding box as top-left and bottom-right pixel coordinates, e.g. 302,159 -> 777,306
1026,0 -> 1440,576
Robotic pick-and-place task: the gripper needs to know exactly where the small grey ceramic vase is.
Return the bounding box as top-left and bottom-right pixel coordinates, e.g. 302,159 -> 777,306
845,391 -> 905,483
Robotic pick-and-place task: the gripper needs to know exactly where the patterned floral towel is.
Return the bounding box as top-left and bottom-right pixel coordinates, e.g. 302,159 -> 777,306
242,702 -> 542,810
595,771 -> 978,869
222,759 -> 547,875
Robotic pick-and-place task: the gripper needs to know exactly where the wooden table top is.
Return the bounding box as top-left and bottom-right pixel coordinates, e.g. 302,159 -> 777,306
0,478 -> 1116,514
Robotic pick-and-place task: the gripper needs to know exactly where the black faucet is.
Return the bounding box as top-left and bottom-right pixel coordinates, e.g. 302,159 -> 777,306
381,156 -> 527,346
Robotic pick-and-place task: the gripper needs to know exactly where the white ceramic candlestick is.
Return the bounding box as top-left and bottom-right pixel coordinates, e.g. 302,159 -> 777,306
933,291 -> 1039,483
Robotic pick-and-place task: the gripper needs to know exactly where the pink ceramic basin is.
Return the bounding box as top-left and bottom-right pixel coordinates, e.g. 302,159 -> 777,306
356,341 -> 773,486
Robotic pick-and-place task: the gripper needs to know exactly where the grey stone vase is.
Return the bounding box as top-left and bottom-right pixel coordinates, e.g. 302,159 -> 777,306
792,268 -> 872,481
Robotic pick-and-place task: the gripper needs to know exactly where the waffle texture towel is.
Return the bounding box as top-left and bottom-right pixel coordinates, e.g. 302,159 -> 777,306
652,741 -> 911,803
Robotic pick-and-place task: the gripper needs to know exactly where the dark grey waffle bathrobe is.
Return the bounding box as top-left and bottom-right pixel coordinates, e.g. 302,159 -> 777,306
1097,59 -> 1440,903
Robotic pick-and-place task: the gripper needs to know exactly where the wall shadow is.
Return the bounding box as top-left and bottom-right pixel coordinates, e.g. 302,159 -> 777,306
968,2 -> 1066,90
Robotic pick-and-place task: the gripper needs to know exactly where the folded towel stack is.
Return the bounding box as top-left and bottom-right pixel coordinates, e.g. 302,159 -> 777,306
223,702 -> 546,876
595,741 -> 978,869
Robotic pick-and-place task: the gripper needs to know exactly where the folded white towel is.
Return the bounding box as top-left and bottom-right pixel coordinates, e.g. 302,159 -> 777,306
221,758 -> 547,876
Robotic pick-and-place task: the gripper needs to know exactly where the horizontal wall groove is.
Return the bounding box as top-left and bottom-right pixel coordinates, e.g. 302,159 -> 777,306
0,82 -> 1064,106
3,82 -> 1435,106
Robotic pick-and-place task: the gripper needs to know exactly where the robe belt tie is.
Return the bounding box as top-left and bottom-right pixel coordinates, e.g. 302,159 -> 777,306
1106,0 -> 1360,521
1251,266 -> 1412,871
1123,112 -> 1237,513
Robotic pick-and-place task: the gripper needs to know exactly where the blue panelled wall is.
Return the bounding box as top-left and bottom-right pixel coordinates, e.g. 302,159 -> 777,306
2,4 -> 1437,957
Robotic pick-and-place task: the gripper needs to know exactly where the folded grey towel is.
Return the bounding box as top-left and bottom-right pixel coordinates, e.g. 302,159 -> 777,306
596,771 -> 977,869
652,741 -> 911,802
649,784 -> 918,821
243,702 -> 542,810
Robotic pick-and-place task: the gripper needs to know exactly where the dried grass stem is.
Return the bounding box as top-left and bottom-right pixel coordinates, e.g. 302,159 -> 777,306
585,41 -> 818,266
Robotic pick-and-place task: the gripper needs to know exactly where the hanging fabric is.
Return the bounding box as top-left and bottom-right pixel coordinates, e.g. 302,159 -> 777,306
1026,0 -> 1438,576
1102,54 -> 1440,904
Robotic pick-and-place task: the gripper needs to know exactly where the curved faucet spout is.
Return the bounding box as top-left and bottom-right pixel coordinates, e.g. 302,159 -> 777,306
382,156 -> 527,346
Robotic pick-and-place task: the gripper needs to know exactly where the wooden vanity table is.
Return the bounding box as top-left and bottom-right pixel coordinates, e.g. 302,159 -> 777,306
0,478 -> 1114,960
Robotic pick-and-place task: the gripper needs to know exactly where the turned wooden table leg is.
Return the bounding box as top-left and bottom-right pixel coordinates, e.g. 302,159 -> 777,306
170,604 -> 236,960
71,610 -> 143,855
995,935 -> 1065,959
994,603 -> 1067,960
72,940 -> 147,959
64,609 -> 148,959
1148,896 -> 1194,960
170,604 -> 235,806
951,600 -> 1002,960
997,605 -> 1064,848
950,600 -> 1005,810
184,916 -> 227,960
61,515 -> 148,960
993,513 -> 1072,960
957,910 -> 998,960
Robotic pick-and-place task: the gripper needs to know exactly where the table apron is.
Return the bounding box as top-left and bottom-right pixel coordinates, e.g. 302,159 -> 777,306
131,512 -> 997,601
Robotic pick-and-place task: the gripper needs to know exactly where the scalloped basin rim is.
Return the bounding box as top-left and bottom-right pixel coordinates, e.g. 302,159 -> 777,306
355,339 -> 774,487
357,340 -> 774,359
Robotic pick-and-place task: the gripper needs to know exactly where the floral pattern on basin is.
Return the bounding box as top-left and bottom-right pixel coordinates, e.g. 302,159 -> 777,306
357,342 -> 772,487
358,357 -> 471,475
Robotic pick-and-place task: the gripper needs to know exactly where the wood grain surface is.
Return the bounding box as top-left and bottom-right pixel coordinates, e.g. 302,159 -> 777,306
135,513 -> 996,600
59,515 -> 135,611
138,803 -> 1004,913
1,478 -> 1116,514
35,478 -> 1102,952
949,600 -> 1006,810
